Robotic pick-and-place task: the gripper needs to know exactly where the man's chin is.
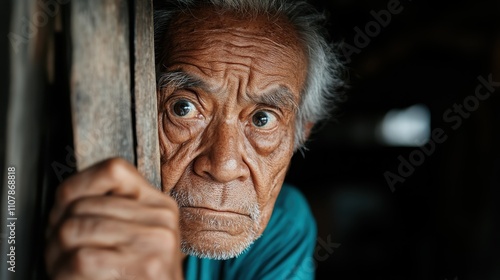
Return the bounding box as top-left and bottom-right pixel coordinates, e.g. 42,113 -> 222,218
179,208 -> 260,260
180,230 -> 258,260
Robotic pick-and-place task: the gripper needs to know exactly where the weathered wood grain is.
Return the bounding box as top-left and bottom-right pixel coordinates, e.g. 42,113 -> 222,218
133,0 -> 162,189
70,0 -> 135,170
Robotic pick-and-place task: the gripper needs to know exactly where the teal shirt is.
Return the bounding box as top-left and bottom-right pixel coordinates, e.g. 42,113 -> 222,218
183,184 -> 317,280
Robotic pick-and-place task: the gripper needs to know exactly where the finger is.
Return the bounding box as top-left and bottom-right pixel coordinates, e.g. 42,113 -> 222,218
47,195 -> 178,245
49,247 -> 124,280
50,158 -> 172,226
66,196 -> 179,229
46,215 -> 177,269
50,247 -> 178,280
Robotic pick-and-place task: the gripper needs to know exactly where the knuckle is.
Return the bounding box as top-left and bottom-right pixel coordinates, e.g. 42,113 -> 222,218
57,217 -> 78,248
157,195 -> 179,215
101,157 -> 132,180
67,199 -> 89,216
58,216 -> 100,249
166,196 -> 180,213
156,209 -> 177,227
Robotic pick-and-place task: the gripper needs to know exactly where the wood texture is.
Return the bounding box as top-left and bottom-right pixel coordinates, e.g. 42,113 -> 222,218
133,0 -> 161,189
70,0 -> 135,170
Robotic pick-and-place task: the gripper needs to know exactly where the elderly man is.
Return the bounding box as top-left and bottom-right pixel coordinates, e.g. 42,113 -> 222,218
45,0 -> 343,279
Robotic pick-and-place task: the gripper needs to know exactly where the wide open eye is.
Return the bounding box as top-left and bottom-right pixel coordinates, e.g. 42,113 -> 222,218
171,99 -> 198,118
251,110 -> 277,128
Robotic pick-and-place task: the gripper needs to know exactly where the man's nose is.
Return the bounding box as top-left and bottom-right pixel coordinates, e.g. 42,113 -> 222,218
193,121 -> 250,183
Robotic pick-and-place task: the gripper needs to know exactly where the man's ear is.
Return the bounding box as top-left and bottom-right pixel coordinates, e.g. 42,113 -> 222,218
304,122 -> 315,140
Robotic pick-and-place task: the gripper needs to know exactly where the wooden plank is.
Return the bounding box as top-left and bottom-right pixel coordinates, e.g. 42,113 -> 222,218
133,0 -> 161,188
70,0 -> 135,170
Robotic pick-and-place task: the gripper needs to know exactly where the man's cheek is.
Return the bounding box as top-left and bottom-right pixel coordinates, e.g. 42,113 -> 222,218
160,142 -> 199,192
254,146 -> 293,194
161,163 -> 190,193
259,165 -> 288,203
161,162 -> 188,192
160,115 -> 204,145
255,185 -> 282,235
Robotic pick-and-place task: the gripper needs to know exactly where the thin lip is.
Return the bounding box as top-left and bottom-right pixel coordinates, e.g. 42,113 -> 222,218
181,206 -> 249,218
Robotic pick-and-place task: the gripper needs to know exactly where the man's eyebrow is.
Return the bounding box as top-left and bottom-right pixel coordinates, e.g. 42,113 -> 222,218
249,86 -> 299,113
157,70 -> 209,91
158,70 -> 298,112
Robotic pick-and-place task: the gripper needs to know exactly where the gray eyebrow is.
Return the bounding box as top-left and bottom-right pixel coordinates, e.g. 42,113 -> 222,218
157,70 -> 208,91
248,86 -> 299,113
157,70 -> 298,112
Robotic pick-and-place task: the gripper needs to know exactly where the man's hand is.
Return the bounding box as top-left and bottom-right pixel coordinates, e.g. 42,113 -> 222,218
45,158 -> 183,280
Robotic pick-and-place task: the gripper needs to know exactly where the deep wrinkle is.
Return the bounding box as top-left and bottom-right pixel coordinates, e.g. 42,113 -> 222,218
158,7 -> 308,259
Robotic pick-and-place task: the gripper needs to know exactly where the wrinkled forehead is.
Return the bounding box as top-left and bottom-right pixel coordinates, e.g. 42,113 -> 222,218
169,6 -> 304,48
159,7 -> 308,92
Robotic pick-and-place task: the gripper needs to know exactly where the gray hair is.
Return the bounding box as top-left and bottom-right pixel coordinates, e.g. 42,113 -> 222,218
154,0 -> 345,150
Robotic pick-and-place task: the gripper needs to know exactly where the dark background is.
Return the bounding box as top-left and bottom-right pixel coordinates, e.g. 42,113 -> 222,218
1,2 -> 12,194
286,0 -> 500,279
2,0 -> 499,279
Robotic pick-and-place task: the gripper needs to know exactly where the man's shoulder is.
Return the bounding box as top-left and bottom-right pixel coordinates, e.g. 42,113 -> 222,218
259,183 -> 316,242
226,183 -> 317,279
184,184 -> 317,280
274,183 -> 314,221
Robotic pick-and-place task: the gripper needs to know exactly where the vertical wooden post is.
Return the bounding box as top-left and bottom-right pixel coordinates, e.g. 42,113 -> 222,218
133,0 -> 161,188
71,0 -> 136,170
70,0 -> 160,187
2,1 -> 161,278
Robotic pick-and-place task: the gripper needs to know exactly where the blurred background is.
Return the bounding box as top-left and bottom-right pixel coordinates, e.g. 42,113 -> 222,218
286,0 -> 500,279
1,0 -> 499,279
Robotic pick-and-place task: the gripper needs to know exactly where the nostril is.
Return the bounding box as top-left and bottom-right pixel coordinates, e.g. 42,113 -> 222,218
195,156 -> 248,183
203,171 -> 215,181
192,135 -> 249,183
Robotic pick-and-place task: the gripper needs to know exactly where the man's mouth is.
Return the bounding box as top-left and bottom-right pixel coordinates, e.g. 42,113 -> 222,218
181,206 -> 251,218
179,206 -> 255,236
169,187 -> 261,221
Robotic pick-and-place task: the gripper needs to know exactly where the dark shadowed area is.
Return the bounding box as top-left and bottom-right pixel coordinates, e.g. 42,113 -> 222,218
286,0 -> 500,279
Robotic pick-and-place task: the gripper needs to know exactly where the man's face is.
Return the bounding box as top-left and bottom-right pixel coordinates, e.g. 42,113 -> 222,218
157,8 -> 307,259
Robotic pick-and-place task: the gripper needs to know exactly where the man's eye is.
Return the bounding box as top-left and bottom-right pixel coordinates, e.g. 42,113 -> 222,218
252,111 -> 276,128
171,99 -> 197,118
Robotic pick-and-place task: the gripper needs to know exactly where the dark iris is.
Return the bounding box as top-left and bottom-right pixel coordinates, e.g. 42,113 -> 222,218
173,100 -> 192,117
252,111 -> 269,127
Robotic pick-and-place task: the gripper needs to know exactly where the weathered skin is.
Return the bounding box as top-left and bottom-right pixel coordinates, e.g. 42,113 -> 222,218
158,8 -> 308,258
45,7 -> 308,280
